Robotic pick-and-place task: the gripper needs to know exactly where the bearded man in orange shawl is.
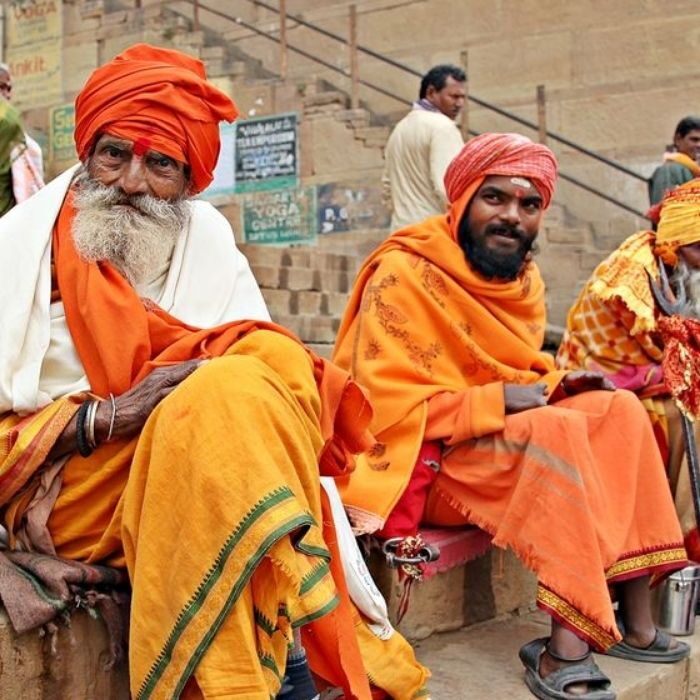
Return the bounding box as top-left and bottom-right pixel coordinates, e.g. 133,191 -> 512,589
0,44 -> 429,700
557,180 -> 700,565
334,132 -> 690,700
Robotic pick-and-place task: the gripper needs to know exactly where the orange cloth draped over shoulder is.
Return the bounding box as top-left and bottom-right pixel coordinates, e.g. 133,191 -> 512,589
74,43 -> 238,194
51,193 -> 388,698
333,133 -> 565,532
333,133 -> 687,651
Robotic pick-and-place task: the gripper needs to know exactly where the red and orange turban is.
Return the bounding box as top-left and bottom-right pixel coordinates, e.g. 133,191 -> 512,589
443,132 -> 558,240
654,179 -> 700,265
74,43 -> 238,194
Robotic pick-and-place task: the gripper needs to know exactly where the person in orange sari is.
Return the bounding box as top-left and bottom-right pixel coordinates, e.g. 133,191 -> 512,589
333,132 -> 690,700
557,180 -> 700,564
0,44 -> 429,700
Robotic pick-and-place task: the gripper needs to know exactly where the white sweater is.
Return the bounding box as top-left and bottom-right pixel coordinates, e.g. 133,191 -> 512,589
382,107 -> 464,230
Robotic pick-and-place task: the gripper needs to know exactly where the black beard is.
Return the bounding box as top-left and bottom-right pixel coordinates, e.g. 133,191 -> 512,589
458,217 -> 535,281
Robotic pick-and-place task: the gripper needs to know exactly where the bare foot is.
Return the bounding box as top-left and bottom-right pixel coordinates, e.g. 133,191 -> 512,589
539,648 -> 590,697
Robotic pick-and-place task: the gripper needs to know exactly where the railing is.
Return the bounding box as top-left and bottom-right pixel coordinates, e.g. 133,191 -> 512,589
175,0 -> 649,219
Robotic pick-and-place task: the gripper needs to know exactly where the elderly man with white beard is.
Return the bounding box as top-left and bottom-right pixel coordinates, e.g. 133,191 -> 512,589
0,44 -> 430,700
557,179 -> 700,564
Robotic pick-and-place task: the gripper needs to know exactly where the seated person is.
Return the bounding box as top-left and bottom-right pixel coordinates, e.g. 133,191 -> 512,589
333,132 -> 690,700
557,179 -> 700,562
0,44 -> 428,700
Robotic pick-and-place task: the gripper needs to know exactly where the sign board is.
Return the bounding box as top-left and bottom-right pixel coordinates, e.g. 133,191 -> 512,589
234,113 -> 298,193
242,187 -> 316,245
49,103 -> 76,162
6,1 -> 63,110
317,181 -> 390,234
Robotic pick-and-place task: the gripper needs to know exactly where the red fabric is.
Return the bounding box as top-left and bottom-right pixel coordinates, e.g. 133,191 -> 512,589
444,132 -> 558,208
377,441 -> 441,539
74,43 -> 238,194
685,527 -> 700,564
418,526 -> 493,579
658,314 -> 700,420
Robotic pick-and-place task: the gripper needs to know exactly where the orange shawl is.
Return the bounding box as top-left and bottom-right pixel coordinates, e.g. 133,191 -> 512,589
53,194 -> 372,472
333,179 -> 565,531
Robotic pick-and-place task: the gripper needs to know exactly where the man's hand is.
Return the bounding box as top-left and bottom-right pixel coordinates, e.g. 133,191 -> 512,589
504,383 -> 548,414
96,359 -> 203,441
559,370 -> 615,397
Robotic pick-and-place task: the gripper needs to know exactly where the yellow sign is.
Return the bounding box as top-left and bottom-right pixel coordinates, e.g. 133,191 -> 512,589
6,1 -> 63,110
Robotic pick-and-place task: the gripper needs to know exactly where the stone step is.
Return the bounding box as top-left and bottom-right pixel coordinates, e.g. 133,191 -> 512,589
261,288 -> 349,316
335,108 -> 372,128
353,125 -> 391,147
303,91 -> 350,110
370,535 -> 536,643
0,608 -> 129,699
240,245 -> 357,272
416,610 -> 700,699
273,314 -> 341,344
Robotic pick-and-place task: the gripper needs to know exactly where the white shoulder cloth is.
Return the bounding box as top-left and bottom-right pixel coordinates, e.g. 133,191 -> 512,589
0,164 -> 270,415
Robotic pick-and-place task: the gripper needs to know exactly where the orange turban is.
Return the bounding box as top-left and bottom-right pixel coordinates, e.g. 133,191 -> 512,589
654,179 -> 700,265
443,133 -> 558,241
74,43 -> 238,194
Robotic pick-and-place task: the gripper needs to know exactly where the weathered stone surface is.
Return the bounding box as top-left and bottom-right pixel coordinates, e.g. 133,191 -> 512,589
417,610 -> 700,699
0,609 -> 129,699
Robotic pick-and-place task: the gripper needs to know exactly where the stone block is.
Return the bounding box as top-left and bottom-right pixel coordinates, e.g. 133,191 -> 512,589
316,269 -> 351,294
463,549 -> 537,626
297,290 -> 323,315
248,264 -> 282,289
261,288 -> 293,315
371,557 -> 467,642
322,291 -> 350,317
0,608 -> 129,699
545,225 -> 591,246
280,267 -> 315,292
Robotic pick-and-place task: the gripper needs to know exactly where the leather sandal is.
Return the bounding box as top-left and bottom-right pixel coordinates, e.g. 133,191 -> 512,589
519,637 -> 616,700
604,629 -> 690,663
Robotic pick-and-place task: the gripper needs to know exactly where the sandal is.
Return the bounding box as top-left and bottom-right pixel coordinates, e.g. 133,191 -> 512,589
519,637 -> 616,700
604,629 -> 690,663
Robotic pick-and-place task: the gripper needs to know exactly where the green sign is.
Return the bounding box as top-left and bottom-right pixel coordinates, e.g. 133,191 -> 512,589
235,113 -> 298,193
242,187 -> 316,245
49,102 -> 76,162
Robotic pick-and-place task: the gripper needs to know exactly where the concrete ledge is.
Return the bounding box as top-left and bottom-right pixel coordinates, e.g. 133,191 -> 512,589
370,541 -> 537,642
417,610 -> 700,699
0,608 -> 129,699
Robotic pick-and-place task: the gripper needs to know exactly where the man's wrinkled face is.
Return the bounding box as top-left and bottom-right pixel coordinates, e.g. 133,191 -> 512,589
426,76 -> 465,120
458,175 -> 544,281
71,135 -> 192,287
89,133 -> 188,201
674,129 -> 700,162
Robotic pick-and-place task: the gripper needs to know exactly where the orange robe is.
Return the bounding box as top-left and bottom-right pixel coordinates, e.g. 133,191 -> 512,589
556,229 -> 700,560
0,196 -> 430,699
333,207 -> 687,650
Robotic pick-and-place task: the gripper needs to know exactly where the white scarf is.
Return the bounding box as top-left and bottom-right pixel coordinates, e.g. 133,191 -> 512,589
0,165 -> 270,415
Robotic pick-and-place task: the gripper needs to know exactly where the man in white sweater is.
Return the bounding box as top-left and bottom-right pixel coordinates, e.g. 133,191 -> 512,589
383,64 -> 465,229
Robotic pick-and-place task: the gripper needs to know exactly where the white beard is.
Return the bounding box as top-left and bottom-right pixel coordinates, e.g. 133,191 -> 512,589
670,257 -> 700,320
71,167 -> 190,287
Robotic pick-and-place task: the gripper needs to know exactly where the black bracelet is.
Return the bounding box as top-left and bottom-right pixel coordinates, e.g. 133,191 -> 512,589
76,401 -> 94,458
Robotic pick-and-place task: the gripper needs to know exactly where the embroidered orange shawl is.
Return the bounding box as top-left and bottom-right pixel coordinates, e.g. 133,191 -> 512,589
333,180 -> 565,531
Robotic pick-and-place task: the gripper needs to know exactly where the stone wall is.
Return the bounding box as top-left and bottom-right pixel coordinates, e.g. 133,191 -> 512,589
5,0 -> 694,330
